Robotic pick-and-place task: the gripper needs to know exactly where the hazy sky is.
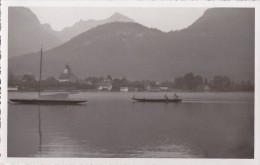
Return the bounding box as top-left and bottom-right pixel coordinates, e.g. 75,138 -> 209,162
30,7 -> 207,32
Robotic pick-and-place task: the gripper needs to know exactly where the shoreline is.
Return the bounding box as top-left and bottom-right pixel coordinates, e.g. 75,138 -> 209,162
8,90 -> 255,93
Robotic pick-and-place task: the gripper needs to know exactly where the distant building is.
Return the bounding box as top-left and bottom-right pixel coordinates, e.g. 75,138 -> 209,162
97,82 -> 112,91
197,84 -> 210,91
159,87 -> 169,91
58,64 -> 78,83
145,84 -> 151,91
8,86 -> 18,91
128,87 -> 139,92
149,87 -> 161,92
120,87 -> 129,92
145,84 -> 162,92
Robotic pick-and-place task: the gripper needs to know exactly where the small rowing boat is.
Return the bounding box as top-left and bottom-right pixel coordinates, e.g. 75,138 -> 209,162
132,98 -> 182,103
132,95 -> 182,103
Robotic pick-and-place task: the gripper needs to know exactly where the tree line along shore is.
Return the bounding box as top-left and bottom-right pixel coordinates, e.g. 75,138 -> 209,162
8,72 -> 254,92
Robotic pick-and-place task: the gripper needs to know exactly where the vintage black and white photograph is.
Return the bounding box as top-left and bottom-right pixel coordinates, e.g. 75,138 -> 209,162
1,1 -> 258,161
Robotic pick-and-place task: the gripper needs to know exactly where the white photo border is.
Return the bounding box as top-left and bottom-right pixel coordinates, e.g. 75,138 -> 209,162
1,1 -> 260,165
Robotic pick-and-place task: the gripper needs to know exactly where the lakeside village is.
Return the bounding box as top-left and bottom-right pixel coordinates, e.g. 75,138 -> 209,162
8,64 -> 254,92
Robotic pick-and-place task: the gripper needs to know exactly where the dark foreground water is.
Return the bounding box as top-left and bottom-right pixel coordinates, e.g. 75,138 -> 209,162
8,92 -> 254,158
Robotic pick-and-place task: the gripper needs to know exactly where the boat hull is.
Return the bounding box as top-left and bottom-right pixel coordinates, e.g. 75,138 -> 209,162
132,98 -> 182,103
10,99 -> 87,105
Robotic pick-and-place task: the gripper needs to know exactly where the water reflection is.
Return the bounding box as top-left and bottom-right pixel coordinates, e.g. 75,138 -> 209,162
37,105 -> 42,156
8,92 -> 254,158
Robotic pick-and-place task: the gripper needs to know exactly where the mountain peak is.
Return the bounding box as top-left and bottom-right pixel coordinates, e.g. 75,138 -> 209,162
111,12 -> 124,17
58,12 -> 135,42
107,12 -> 134,23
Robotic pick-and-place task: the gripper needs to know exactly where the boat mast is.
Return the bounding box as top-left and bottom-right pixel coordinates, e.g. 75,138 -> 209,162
38,48 -> 43,97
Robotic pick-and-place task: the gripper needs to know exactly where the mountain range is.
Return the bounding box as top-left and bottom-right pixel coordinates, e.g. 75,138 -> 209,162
54,12 -> 134,42
9,8 -> 255,82
8,8 -> 134,57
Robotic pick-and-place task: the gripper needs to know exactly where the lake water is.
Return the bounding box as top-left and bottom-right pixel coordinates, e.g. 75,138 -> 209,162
8,92 -> 254,158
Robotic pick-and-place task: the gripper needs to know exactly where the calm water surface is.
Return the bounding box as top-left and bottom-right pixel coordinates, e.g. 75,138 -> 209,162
8,92 -> 254,158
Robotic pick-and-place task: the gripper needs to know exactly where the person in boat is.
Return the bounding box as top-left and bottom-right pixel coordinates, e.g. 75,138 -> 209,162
174,93 -> 179,99
164,94 -> 169,101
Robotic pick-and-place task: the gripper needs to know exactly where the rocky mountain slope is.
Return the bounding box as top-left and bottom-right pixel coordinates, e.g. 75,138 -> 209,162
8,7 -> 62,57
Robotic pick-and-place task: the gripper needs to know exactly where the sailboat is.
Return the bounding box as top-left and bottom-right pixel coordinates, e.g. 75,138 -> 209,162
9,48 -> 87,105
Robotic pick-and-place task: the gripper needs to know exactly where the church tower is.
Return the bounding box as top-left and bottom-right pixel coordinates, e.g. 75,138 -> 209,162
64,63 -> 72,74
58,63 -> 78,83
